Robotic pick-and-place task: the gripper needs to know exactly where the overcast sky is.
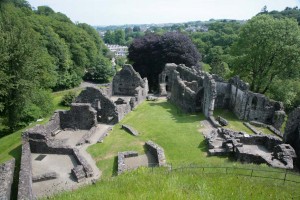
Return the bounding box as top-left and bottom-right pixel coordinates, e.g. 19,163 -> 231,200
27,0 -> 300,26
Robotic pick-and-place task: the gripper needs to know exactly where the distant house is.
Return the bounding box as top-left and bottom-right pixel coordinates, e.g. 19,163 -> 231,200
106,44 -> 128,57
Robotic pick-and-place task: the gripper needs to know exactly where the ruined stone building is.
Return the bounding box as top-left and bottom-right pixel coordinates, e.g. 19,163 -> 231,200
75,64 -> 149,124
159,63 -> 285,130
284,107 -> 300,166
16,65 -> 149,199
18,103 -> 97,199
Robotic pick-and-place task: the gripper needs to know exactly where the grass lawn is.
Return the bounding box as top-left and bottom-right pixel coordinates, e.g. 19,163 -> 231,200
214,109 -> 277,135
88,100 -> 241,179
1,95 -> 299,200
50,99 -> 300,200
213,109 -> 252,134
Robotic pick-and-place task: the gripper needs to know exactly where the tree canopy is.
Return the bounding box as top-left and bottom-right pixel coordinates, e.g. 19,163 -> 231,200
128,32 -> 201,90
0,1 -> 113,131
231,15 -> 300,94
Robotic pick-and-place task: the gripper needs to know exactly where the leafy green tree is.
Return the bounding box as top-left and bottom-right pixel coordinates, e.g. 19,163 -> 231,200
0,3 -> 56,130
133,26 -> 141,32
206,46 -> 230,78
114,29 -> 126,45
231,15 -> 300,93
104,30 -> 115,44
83,57 -> 114,83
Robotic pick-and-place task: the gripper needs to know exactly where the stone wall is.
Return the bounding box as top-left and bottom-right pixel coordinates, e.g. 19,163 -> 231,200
159,64 -> 285,130
284,107 -> 300,166
113,64 -> 148,96
117,151 -> 139,175
228,76 -> 285,127
0,159 -> 15,200
215,81 -> 231,108
145,141 -> 166,166
76,87 -> 118,124
202,73 -> 217,118
18,139 -> 33,200
169,73 -> 198,113
59,103 -> 97,130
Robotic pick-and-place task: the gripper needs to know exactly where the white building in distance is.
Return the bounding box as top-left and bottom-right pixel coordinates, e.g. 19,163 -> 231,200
106,44 -> 128,57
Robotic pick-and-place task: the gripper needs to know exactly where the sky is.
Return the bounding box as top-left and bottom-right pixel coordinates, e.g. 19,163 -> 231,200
27,0 -> 300,26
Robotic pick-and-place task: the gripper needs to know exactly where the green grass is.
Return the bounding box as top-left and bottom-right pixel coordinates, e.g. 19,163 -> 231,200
213,109 -> 252,134
253,126 -> 274,135
49,168 -> 300,200
49,99 -> 300,200
52,88 -> 82,110
213,109 -> 277,135
1,97 -> 299,200
88,100 -> 242,178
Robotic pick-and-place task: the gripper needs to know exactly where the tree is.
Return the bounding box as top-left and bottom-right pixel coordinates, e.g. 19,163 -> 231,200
231,15 -> 300,94
83,57 -> 114,83
128,32 -> 201,90
133,26 -> 141,32
104,30 -> 115,44
114,29 -> 126,45
0,3 -> 56,130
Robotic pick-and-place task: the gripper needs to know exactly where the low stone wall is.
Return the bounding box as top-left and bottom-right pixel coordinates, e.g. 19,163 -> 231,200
71,165 -> 86,183
217,116 -> 228,126
18,140 -> 33,200
250,121 -> 283,138
267,125 -> 283,138
243,122 -> 261,134
0,159 -> 15,200
208,116 -> 221,128
122,124 -> 139,136
73,149 -> 93,177
117,151 -> 139,175
97,127 -> 112,143
30,140 -> 73,155
32,172 -> 57,183
145,141 -> 166,166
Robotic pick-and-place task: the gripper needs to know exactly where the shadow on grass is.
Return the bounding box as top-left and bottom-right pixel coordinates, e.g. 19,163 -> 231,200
112,156 -> 118,177
198,140 -> 208,153
9,145 -> 22,200
148,101 -> 204,123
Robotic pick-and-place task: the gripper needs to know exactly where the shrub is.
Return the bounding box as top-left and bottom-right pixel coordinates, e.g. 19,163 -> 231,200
61,91 -> 77,106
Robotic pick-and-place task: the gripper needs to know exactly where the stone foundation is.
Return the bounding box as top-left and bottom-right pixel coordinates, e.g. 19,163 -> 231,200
206,128 -> 296,169
117,151 -> 139,175
145,141 -> 166,167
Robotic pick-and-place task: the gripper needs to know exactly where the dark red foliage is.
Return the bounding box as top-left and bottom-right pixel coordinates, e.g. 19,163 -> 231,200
128,32 -> 201,90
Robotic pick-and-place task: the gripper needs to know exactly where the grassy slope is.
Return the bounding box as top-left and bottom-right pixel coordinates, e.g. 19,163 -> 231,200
51,100 -> 300,200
